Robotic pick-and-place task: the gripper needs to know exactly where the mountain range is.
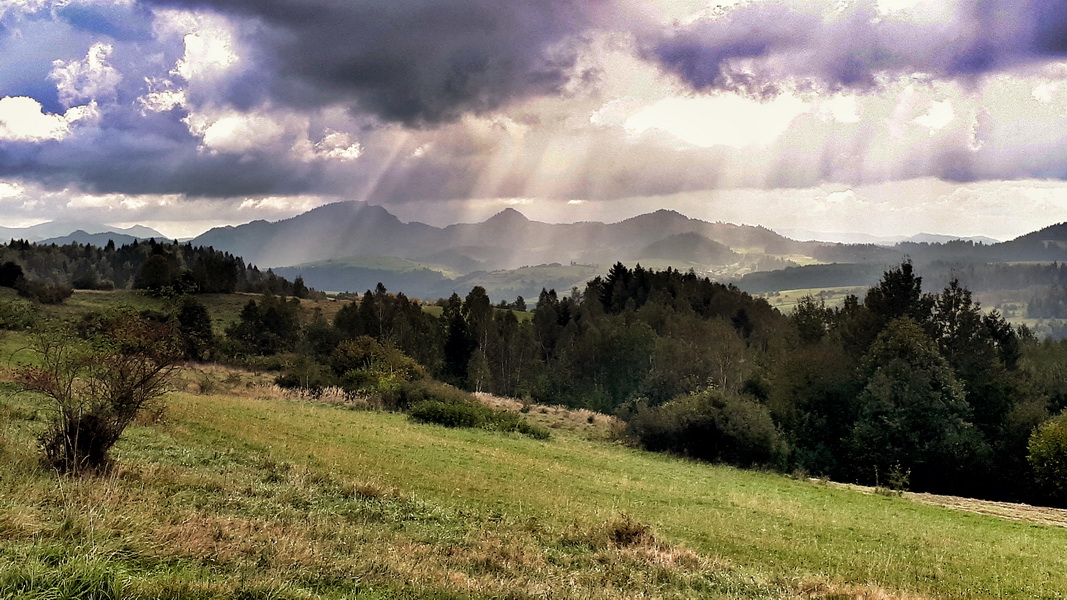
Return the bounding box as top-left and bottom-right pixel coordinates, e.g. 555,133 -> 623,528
11,202 -> 1067,302
775,228 -> 1001,246
189,202 -> 814,272
1,220 -> 165,244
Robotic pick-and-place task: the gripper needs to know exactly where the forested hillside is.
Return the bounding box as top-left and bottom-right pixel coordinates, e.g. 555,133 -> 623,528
0,238 -> 308,297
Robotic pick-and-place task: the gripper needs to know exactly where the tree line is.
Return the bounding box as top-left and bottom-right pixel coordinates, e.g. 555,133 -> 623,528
0,238 -> 311,298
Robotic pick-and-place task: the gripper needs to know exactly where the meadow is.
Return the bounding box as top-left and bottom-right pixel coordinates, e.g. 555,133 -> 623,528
2,359 -> 1066,599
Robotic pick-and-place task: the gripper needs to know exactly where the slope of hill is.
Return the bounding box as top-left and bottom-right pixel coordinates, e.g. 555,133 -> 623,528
778,228 -> 1001,245
1,369 -> 1064,599
272,256 -> 454,296
274,258 -> 603,301
636,232 -> 737,265
440,263 -> 603,302
993,222 -> 1067,261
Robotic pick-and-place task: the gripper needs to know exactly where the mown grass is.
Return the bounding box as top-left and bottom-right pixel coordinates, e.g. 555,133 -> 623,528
758,286 -> 869,313
2,379 -> 1065,599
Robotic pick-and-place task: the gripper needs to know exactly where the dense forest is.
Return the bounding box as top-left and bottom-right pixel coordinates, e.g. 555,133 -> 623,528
4,239 -> 1067,506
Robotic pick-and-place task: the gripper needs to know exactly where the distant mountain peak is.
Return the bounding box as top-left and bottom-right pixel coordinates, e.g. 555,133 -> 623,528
624,209 -> 690,225
487,207 -> 530,223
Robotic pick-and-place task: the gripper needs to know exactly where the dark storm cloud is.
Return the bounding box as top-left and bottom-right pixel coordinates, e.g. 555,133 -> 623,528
139,0 -> 611,126
645,0 -> 1067,95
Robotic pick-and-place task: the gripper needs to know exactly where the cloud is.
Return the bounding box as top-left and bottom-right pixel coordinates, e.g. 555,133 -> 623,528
642,0 -> 1067,96
50,41 -> 123,106
0,96 -> 97,141
139,0 -> 618,125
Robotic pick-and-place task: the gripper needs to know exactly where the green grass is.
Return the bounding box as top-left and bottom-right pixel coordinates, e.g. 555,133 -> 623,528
13,289 -> 351,337
289,255 -> 462,279
450,264 -> 603,302
2,381 -> 1065,599
422,305 -> 532,322
758,286 -> 868,313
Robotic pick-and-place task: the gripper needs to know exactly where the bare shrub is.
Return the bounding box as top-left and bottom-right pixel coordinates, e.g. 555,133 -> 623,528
19,315 -> 180,475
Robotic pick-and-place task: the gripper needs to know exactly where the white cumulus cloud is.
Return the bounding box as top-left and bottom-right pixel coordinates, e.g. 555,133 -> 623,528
153,9 -> 238,82
50,42 -> 123,107
0,96 -> 71,141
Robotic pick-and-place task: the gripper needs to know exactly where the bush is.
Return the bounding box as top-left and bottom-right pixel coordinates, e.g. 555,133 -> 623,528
331,336 -> 423,395
19,315 -> 180,475
0,297 -> 35,330
406,381 -> 550,440
409,399 -> 488,428
628,388 -> 786,468
15,278 -> 73,304
382,378 -> 472,412
1028,413 -> 1067,504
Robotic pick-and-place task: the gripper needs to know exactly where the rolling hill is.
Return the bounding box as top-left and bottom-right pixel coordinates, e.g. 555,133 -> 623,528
1,364 -> 1065,599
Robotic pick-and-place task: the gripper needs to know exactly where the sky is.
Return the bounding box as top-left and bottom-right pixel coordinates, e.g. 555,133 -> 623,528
2,0 -> 1067,241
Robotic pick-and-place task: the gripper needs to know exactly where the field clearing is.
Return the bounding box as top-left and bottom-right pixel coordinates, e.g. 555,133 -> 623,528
423,304 -> 533,322
287,255 -> 462,279
758,286 -> 868,312
2,375 -> 1066,599
35,289 -> 352,331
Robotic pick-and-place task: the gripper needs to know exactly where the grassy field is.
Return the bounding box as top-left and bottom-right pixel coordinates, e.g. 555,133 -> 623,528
757,287 -> 869,313
8,288 -> 354,332
2,365 -> 1066,599
287,256 -> 462,279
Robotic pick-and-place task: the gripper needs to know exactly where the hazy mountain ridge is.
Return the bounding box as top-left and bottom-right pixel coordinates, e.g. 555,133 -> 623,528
185,201 -> 1067,298
778,228 -> 1001,246
14,202 -> 1067,303
39,231 -> 150,247
190,201 -> 818,271
1,220 -> 166,243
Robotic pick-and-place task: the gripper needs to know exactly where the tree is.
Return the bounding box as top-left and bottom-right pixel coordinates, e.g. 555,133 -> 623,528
863,260 -> 932,326
176,296 -> 214,361
1028,414 -> 1067,504
292,275 -> 309,299
791,295 -> 832,344
846,318 -> 987,492
330,336 -> 423,394
0,261 -> 24,288
134,252 -> 184,296
19,315 -> 180,474
225,294 -> 301,355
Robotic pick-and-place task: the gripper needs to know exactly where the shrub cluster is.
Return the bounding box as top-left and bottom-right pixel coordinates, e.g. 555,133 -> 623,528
628,388 -> 786,468
406,381 -> 550,440
14,279 -> 73,304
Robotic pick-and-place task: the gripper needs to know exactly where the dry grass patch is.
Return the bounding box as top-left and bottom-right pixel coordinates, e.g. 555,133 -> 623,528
796,579 -> 933,600
475,392 -> 623,440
